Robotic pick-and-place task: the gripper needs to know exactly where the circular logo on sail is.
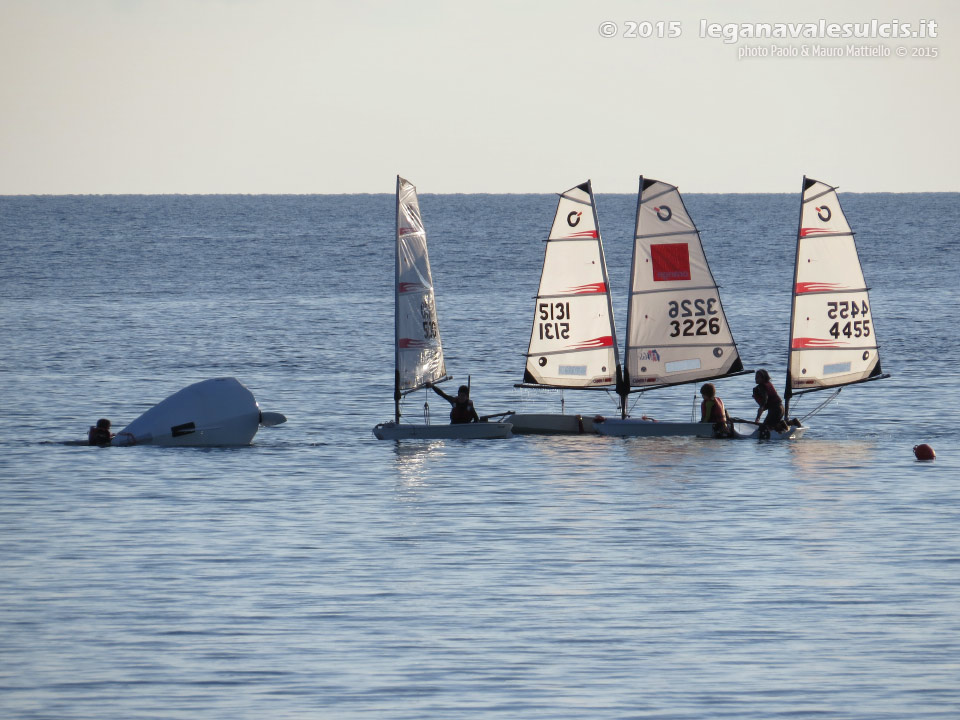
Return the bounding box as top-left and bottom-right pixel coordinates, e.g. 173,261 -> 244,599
567,211 -> 582,227
655,205 -> 672,222
816,205 -> 832,222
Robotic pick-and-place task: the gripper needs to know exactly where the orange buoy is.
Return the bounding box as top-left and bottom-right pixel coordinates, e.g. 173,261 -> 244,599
914,444 -> 936,461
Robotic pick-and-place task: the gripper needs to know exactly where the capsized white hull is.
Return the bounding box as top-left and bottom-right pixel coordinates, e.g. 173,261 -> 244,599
373,421 -> 512,441
112,377 -> 277,447
507,413 -> 600,435
593,417 -> 716,438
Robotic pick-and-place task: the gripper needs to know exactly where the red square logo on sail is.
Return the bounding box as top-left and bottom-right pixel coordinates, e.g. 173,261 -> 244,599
651,243 -> 691,282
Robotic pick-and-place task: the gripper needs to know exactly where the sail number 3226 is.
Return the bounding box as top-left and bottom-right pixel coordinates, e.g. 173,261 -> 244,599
668,298 -> 722,337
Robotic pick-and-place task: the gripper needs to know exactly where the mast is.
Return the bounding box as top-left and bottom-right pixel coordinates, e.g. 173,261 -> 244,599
784,176 -> 809,419
394,175 -> 402,423
620,176 -> 646,418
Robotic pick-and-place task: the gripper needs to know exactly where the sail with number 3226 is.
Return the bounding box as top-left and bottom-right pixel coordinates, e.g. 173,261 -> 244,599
594,177 -> 748,436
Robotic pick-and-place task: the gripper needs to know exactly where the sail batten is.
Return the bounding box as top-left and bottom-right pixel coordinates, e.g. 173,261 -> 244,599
631,284 -> 718,297
785,177 -> 886,405
523,181 -> 621,389
636,230 -> 700,240
624,177 -> 743,392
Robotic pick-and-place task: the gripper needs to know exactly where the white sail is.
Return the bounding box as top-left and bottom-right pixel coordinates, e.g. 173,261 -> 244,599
396,176 -> 446,394
523,181 -> 619,388
787,177 -> 883,395
374,176 -> 512,440
624,177 -> 742,389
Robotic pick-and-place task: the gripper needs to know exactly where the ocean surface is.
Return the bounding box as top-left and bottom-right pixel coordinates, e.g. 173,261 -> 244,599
1,190 -> 958,719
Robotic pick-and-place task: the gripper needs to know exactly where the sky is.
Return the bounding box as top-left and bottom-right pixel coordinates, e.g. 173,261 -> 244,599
0,0 -> 957,194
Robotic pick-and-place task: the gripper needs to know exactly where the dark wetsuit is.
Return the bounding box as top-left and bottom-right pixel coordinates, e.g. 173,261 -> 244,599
431,385 -> 480,424
753,381 -> 785,429
88,426 -> 113,445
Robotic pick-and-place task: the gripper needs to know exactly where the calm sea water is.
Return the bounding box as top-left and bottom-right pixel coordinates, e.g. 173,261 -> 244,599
1,191 -> 959,719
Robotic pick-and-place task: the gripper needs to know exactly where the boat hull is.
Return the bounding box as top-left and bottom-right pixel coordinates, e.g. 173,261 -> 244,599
507,413 -> 599,435
373,421 -> 512,440
594,417 -> 716,438
112,377 -> 261,447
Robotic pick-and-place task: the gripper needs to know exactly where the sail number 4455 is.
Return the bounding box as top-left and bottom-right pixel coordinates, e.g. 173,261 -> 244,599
539,302 -> 571,340
827,300 -> 871,339
668,298 -> 722,337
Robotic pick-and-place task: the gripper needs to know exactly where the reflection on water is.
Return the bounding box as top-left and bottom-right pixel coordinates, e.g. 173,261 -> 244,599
392,440 -> 445,497
787,437 -> 878,476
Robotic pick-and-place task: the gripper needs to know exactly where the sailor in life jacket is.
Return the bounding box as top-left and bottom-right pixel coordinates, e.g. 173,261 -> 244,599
752,369 -> 786,431
428,382 -> 480,424
700,383 -> 732,438
88,418 -> 114,446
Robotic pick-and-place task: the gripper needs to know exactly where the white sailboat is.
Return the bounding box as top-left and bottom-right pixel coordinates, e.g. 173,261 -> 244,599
373,177 -> 512,441
595,177 -> 747,437
508,181 -> 621,434
731,176 -> 888,439
510,178 -> 746,436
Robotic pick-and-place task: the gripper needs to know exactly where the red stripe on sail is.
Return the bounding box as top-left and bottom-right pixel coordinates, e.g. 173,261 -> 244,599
792,337 -> 846,349
566,282 -> 607,294
795,282 -> 849,294
399,282 -> 428,293
399,338 -> 429,348
562,230 -> 598,238
800,228 -> 835,237
568,336 -> 613,350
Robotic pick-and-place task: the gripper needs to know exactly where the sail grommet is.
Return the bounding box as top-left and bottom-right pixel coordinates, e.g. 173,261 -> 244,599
538,357 -> 547,367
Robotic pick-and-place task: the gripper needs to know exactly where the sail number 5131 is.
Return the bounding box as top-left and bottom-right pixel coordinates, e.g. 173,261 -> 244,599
539,302 -> 571,340
668,298 -> 721,337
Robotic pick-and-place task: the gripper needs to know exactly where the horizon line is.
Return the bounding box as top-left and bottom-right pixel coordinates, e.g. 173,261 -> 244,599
2,189 -> 958,198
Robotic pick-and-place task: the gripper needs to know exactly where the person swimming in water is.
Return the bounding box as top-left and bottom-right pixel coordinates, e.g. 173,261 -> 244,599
88,418 -> 114,446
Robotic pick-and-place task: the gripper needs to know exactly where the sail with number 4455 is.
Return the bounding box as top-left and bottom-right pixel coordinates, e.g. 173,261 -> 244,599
784,176 -> 888,415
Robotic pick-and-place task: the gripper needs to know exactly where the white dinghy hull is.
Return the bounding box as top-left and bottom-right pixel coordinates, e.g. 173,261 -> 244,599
373,421 -> 512,441
593,417 -> 716,438
113,377 -> 264,447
